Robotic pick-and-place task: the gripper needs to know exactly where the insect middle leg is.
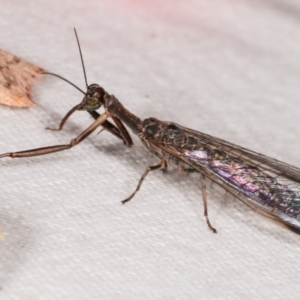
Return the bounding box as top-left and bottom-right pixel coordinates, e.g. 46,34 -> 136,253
200,175 -> 217,233
121,159 -> 167,204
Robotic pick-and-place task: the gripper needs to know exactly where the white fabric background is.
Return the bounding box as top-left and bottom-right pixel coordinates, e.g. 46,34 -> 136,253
1,0 -> 300,299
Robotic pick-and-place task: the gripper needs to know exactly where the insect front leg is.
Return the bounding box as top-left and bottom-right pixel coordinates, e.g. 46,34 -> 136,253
47,107 -> 132,147
46,105 -> 79,131
200,175 -> 217,233
0,113 -> 110,159
121,159 -> 167,204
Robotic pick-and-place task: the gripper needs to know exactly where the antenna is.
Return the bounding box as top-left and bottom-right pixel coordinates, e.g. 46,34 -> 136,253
43,71 -> 85,94
74,28 -> 88,88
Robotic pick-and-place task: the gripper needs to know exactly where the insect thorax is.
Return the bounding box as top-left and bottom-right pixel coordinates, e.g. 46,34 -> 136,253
139,120 -> 195,172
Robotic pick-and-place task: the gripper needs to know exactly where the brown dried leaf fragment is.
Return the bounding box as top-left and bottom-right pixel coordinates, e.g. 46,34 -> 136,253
0,48 -> 45,107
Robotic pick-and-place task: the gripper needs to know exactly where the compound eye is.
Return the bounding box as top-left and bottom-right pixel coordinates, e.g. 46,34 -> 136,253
85,96 -> 101,111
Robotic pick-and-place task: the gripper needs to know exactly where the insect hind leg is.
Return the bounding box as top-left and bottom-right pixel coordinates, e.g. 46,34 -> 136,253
200,175 -> 217,233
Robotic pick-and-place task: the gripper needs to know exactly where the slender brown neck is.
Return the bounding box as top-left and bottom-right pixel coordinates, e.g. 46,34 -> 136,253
104,94 -> 143,134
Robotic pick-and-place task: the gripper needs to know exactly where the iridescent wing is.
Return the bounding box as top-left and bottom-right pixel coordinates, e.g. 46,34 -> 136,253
144,118 -> 300,230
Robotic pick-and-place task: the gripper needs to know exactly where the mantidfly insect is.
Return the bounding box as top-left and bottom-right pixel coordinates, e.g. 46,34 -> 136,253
1,30 -> 300,234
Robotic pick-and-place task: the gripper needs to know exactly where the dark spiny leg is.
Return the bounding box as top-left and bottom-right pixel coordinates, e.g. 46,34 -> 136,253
122,159 -> 167,204
90,111 -> 123,141
200,175 -> 217,233
46,106 -> 132,147
90,111 -> 132,146
111,116 -> 133,147
0,113 -> 109,159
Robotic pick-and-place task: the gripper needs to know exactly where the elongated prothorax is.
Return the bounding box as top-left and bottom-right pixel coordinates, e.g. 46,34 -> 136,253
104,94 -> 143,134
